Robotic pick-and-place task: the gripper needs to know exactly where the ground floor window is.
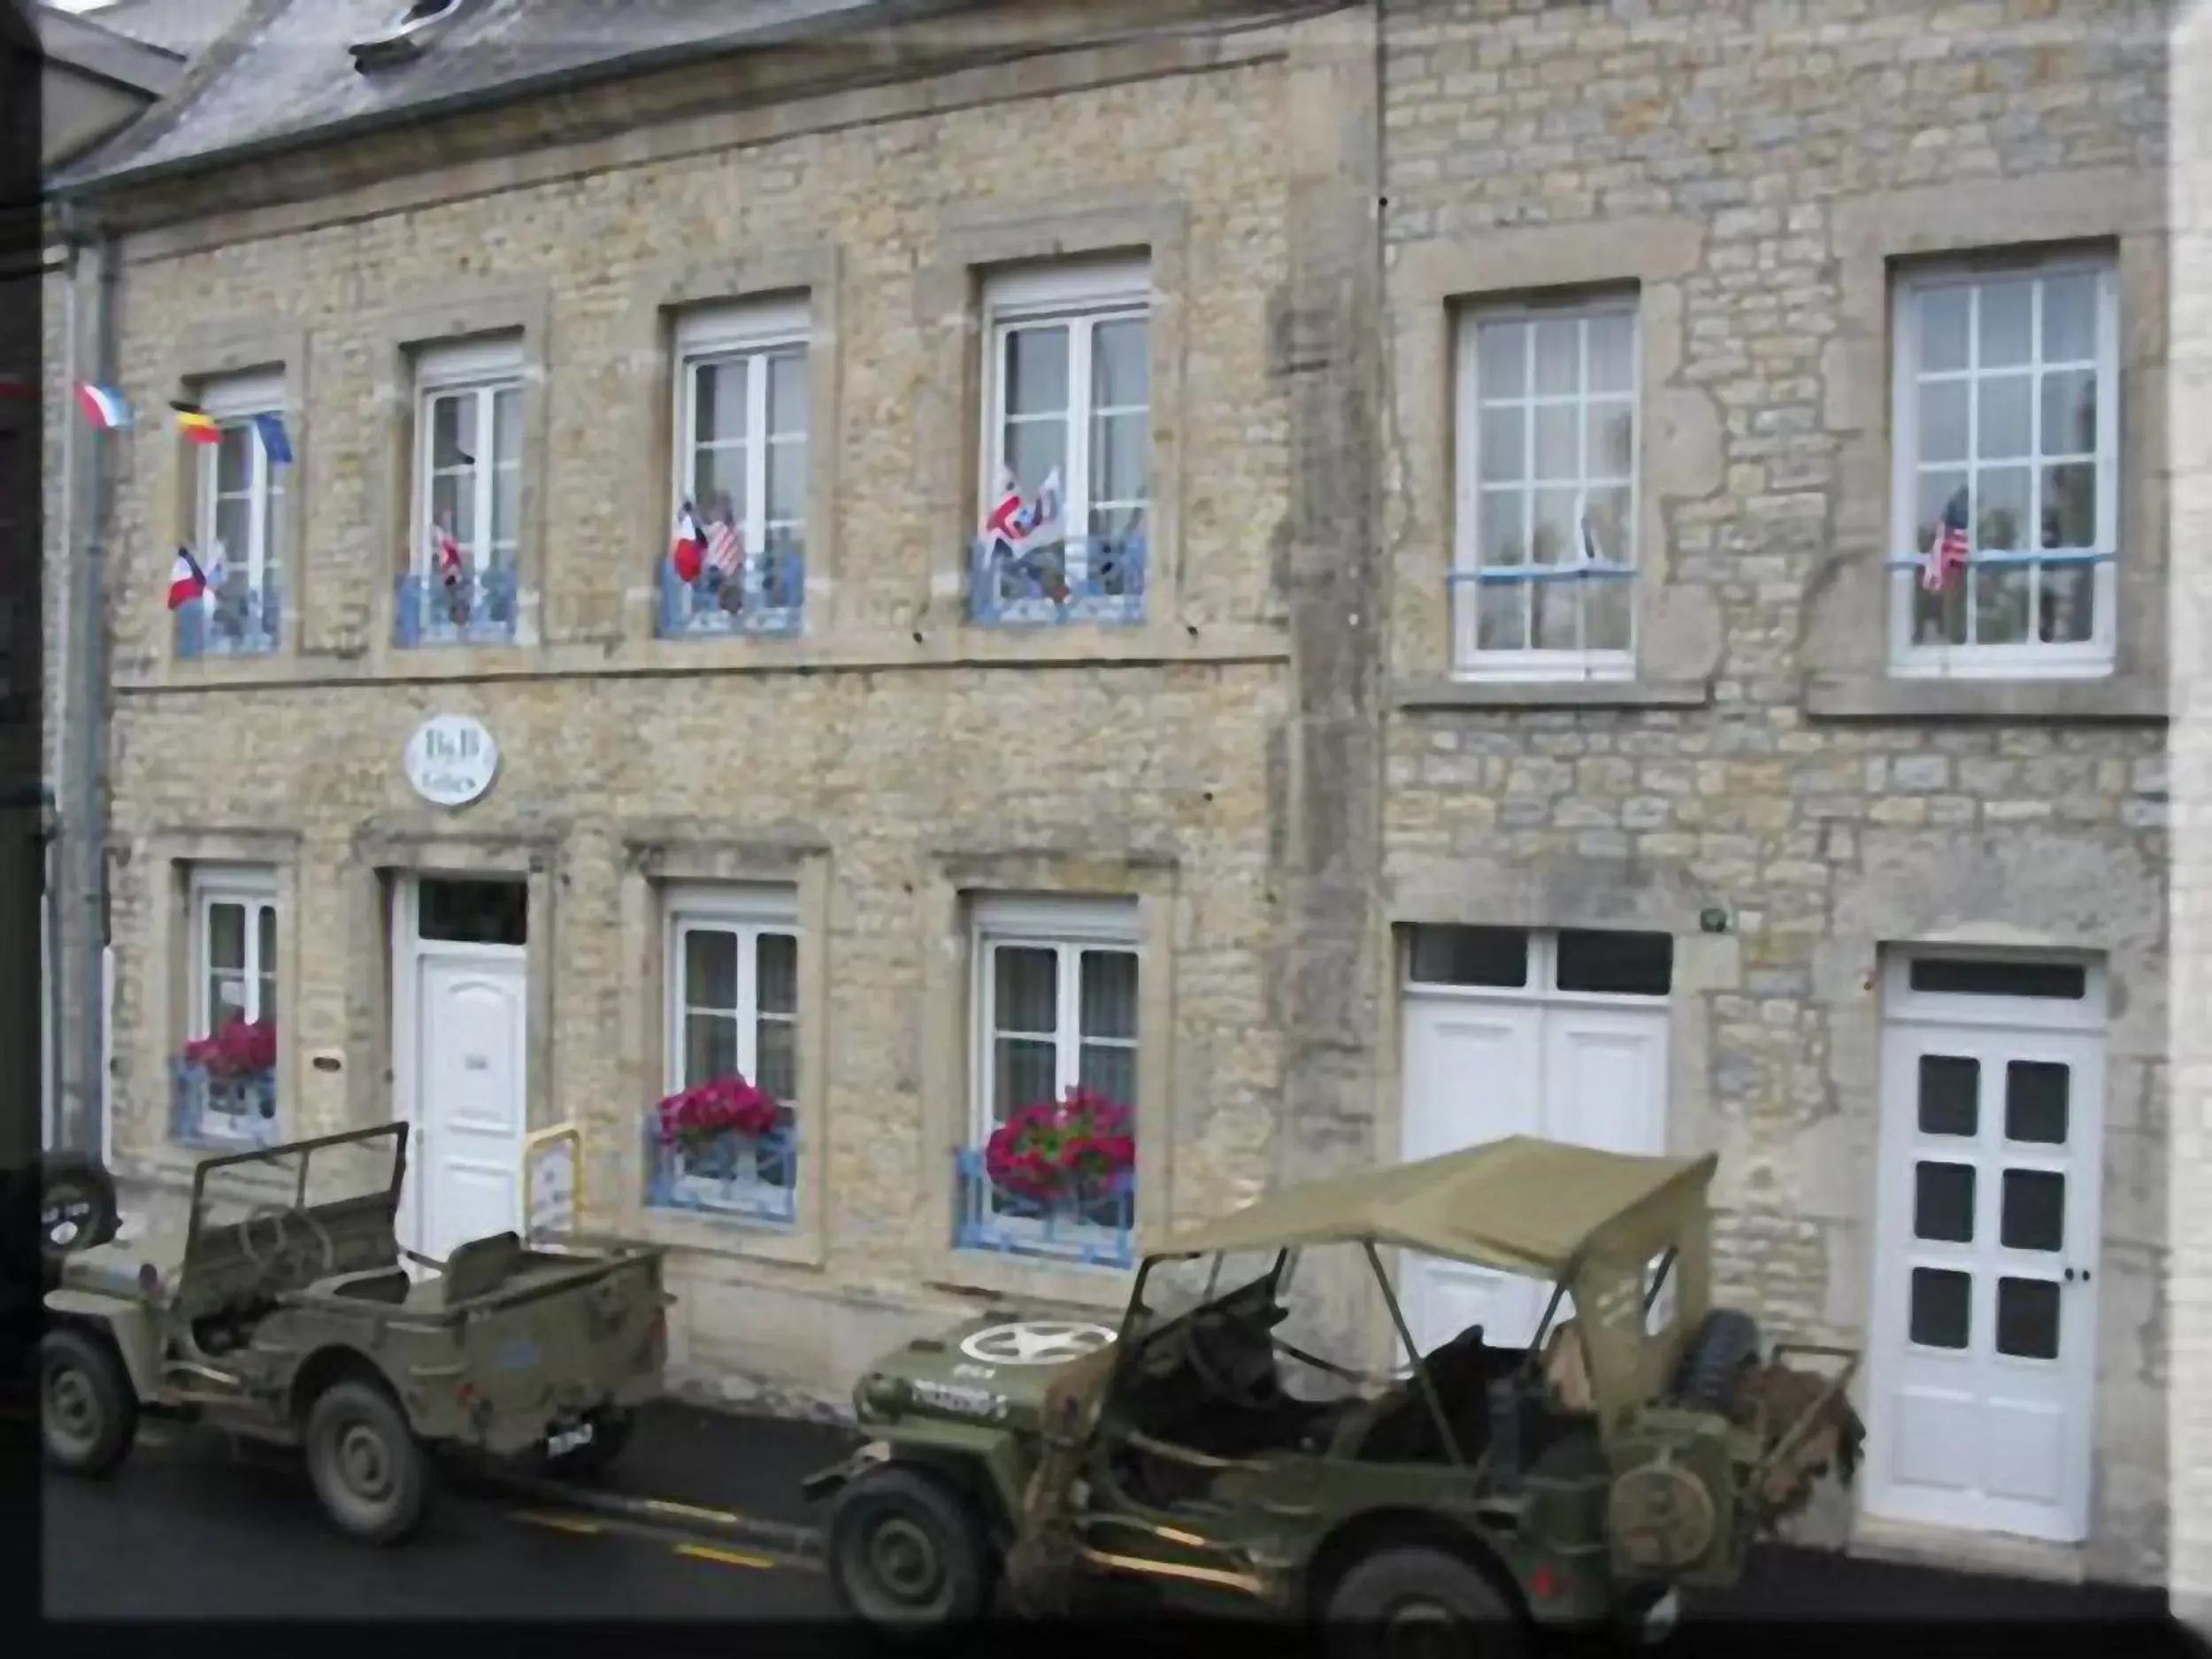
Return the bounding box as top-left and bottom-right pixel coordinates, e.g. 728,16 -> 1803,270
175,865 -> 280,1148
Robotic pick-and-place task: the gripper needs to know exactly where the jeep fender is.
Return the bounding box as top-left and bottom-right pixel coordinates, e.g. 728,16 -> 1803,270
856,1420 -> 1030,1534
44,1287 -> 159,1401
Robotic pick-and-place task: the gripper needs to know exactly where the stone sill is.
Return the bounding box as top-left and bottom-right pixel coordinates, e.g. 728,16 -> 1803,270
1803,672 -> 2168,724
1392,677 -> 1713,712
123,622 -> 1290,694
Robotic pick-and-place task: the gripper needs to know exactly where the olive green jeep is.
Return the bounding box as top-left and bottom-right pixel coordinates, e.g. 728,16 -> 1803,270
805,1137 -> 1863,1645
41,1124 -> 671,1542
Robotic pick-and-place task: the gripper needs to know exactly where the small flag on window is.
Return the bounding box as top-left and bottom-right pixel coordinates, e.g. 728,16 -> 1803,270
167,548 -> 210,611
703,498 -> 741,578
672,500 -> 707,584
254,412 -> 293,466
75,383 -> 129,430
171,401 -> 220,445
1924,488 -> 1970,593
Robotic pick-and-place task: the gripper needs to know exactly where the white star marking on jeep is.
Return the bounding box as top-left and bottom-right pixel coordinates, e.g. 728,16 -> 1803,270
958,1321 -> 1118,1365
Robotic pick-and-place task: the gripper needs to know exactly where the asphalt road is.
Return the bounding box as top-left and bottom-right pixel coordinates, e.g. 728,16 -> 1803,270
42,1415 -> 832,1620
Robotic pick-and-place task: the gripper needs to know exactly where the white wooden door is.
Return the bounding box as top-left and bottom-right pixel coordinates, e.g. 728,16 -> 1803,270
403,952 -> 529,1262
1865,1021 -> 2103,1543
1399,994 -> 1669,1355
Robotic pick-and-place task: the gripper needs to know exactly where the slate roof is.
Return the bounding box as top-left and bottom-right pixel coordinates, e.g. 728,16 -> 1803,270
35,2 -> 188,96
75,0 -> 256,59
56,0 -> 939,193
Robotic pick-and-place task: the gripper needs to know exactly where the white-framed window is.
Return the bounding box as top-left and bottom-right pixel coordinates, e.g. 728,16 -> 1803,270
194,373 -> 286,603
970,895 -> 1140,1144
664,885 -> 799,1110
673,300 -> 810,566
1888,253 -> 2119,676
1454,294 -> 1640,680
414,336 -> 524,578
193,865 -> 278,1038
980,259 -> 1152,549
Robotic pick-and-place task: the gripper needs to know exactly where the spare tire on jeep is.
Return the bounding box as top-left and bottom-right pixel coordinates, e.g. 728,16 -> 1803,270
41,1151 -> 121,1282
1674,1308 -> 1761,1412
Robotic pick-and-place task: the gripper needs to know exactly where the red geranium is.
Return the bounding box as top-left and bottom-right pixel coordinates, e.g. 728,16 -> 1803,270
656,1074 -> 779,1156
984,1087 -> 1135,1203
182,1017 -> 276,1081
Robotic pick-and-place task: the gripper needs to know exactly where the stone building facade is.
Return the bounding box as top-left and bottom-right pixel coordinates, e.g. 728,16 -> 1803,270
50,0 -> 2181,1594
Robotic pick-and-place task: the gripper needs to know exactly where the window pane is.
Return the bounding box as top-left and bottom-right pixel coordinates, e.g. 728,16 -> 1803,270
213,498 -> 252,578
683,928 -> 740,1010
756,1018 -> 796,1103
693,449 -> 745,526
1079,1043 -> 1136,1109
257,903 -> 276,986
768,350 -> 809,438
696,360 -> 747,445
1585,577 -> 1632,653
1004,419 -> 1065,499
1079,950 -> 1138,1041
1909,1267 -> 1971,1349
494,388 -> 521,463
756,933 -> 797,1017
1091,318 -> 1148,409
2039,562 -> 2095,645
685,1012 -> 740,1086
1995,1277 -> 2060,1360
217,426 -> 254,494
1908,956 -> 2086,1000
992,946 -> 1057,1034
2040,273 -> 2098,363
1476,319 -> 1526,398
1586,311 -> 1634,395
1913,1163 -> 1976,1243
2005,1061 -> 2070,1144
208,902 -> 246,971
1531,488 -> 1578,566
1976,374 -> 2032,461
1003,326 -> 1069,417
1584,486 -> 1632,564
257,972 -> 276,1027
2040,461 -> 2097,550
1978,279 -> 2033,368
1407,925 -> 1527,988
493,464 -> 518,547
1916,380 -> 1969,465
1555,928 -> 1673,995
418,877 -> 527,945
2001,1170 -> 2065,1253
1092,410 -> 1148,505
431,395 -> 474,467
766,437 -> 807,525
209,972 -> 250,1025
1479,407 -> 1525,482
1533,404 -> 1577,481
1916,1056 -> 1979,1137
1476,585 -> 1525,652
1585,399 -> 1633,479
263,483 -> 285,581
1917,286 -> 1970,373
430,472 -> 467,542
2040,370 -> 2096,458
1479,490 -> 1525,565
1978,462 -> 2036,541
1532,318 -> 1578,395
994,1037 -> 1059,1119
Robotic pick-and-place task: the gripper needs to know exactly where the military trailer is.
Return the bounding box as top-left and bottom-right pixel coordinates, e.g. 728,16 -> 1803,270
40,1124 -> 671,1543
805,1137 -> 1863,1644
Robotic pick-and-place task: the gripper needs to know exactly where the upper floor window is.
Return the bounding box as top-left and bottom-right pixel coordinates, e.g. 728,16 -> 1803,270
180,373 -> 287,658
1889,254 -> 2118,678
972,259 -> 1150,626
660,299 -> 810,640
398,336 -> 523,647
1454,295 -> 1639,680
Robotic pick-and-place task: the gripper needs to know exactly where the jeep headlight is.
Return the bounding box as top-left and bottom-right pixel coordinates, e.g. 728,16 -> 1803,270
856,1372 -> 910,1421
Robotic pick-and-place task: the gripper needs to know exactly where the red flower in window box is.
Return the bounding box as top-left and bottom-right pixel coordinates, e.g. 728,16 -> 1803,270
984,1087 -> 1134,1204
181,1017 -> 276,1081
655,1074 -> 780,1160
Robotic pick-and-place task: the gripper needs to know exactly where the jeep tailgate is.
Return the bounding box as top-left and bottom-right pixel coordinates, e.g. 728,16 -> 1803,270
452,1251 -> 670,1455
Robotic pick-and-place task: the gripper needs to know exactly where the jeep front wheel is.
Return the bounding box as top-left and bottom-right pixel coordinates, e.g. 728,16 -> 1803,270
304,1380 -> 430,1545
826,1463 -> 997,1632
41,1328 -> 138,1478
1323,1546 -> 1530,1659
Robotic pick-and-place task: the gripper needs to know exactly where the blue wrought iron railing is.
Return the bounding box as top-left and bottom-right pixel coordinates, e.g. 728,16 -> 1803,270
643,1120 -> 798,1226
171,1061 -> 279,1150
1446,562 -> 1636,591
394,565 -> 520,648
1881,549 -> 2115,576
176,582 -> 282,659
953,1148 -> 1134,1270
656,549 -> 806,640
969,534 -> 1147,627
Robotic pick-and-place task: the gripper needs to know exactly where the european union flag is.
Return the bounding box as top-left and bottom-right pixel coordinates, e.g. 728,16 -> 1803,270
253,411 -> 293,466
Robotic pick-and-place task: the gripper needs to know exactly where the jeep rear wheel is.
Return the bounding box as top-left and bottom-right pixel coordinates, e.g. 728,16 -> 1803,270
305,1380 -> 430,1545
41,1328 -> 138,1478
827,1463 -> 997,1632
1323,1546 -> 1530,1659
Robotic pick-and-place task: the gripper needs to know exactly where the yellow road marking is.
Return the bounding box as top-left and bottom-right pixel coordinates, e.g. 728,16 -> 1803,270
641,1496 -> 749,1527
674,1543 -> 776,1571
511,1509 -> 605,1536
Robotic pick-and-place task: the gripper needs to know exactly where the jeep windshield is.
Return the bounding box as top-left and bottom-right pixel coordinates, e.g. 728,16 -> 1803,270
193,1127 -> 403,1230
1133,1248 -> 1293,1325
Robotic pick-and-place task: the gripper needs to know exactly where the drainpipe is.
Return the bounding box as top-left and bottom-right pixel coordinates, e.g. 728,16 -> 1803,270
46,214 -> 79,1151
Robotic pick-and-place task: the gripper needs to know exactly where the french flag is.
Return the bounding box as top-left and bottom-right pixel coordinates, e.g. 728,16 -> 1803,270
672,499 -> 706,584
76,383 -> 129,431
166,548 -> 210,611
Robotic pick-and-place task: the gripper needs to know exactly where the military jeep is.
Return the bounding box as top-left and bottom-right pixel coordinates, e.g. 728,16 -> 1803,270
41,1124 -> 671,1543
806,1136 -> 1863,1643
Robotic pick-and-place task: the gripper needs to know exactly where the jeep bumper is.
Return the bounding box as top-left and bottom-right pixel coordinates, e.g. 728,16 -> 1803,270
800,1439 -> 888,1503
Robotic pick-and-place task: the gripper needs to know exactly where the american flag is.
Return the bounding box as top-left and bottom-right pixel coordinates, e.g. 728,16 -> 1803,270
1924,489 -> 1970,593
704,512 -> 741,577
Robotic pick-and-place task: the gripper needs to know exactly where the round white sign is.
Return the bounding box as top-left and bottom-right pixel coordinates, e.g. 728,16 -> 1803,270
403,714 -> 499,808
957,1321 -> 1118,1366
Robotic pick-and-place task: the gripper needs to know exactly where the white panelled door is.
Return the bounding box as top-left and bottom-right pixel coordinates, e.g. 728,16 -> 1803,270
1399,970 -> 1669,1356
404,953 -> 529,1262
1865,1011 -> 2103,1544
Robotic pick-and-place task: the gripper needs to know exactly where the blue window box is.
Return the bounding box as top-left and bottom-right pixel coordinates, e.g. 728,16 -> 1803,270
171,1061 -> 279,1150
176,582 -> 282,659
644,1122 -> 798,1226
656,548 -> 806,640
395,565 -> 519,648
953,1147 -> 1133,1270
969,534 -> 1147,628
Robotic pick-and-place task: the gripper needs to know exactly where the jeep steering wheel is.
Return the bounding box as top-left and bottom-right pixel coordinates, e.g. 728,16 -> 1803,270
1181,1311 -> 1282,1412
236,1203 -> 337,1280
